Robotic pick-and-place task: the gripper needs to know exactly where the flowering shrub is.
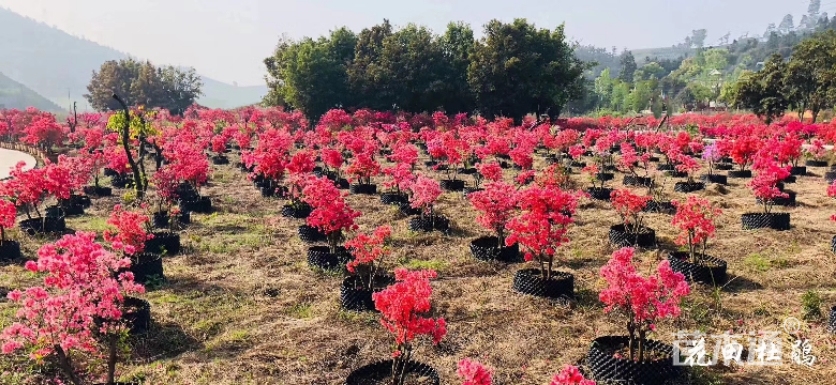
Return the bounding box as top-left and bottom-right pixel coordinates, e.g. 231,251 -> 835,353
551,365 -> 596,385
582,164 -> 605,190
163,141 -> 211,194
468,182 -> 517,247
345,226 -> 392,290
728,136 -> 761,171
306,199 -> 360,254
302,176 -> 344,209
457,358 -> 492,385
610,189 -> 651,235
104,205 -> 153,256
0,199 -> 15,244
673,152 -> 701,184
505,185 -> 578,280
702,143 -> 721,175
476,161 -> 503,183
805,139 -> 829,161
748,161 -> 790,213
618,142 -> 650,178
383,163 -> 416,194
672,197 -> 722,263
599,247 -> 689,362
345,150 -> 380,186
409,176 -> 442,218
1,232 -> 144,384
372,269 -> 446,385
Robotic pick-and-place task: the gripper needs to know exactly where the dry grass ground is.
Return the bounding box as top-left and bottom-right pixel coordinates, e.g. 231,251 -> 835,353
1,151 -> 835,385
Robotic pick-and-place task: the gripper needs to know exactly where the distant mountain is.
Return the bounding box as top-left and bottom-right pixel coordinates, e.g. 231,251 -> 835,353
0,72 -> 62,112
0,8 -> 266,110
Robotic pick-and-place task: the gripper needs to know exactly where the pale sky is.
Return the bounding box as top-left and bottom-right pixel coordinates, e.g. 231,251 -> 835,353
0,0 -> 813,86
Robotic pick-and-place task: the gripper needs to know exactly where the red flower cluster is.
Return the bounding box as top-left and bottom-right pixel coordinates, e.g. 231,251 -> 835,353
372,269 -> 446,354
104,205 -> 153,256
550,365 -> 596,385
671,197 -> 721,260
1,232 -> 143,381
610,189 -> 650,234
457,358 -> 493,385
468,182 -> 517,245
345,225 -> 392,279
409,175 -> 442,215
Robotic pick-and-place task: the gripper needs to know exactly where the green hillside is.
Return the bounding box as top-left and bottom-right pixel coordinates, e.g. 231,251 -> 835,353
0,72 -> 62,111
0,8 -> 266,110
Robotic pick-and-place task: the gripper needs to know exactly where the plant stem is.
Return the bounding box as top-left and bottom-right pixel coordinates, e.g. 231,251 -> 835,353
107,334 -> 118,385
54,345 -> 82,385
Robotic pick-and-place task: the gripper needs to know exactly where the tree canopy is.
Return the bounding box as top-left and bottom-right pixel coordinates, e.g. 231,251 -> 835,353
85,59 -> 202,114
263,19 -> 583,121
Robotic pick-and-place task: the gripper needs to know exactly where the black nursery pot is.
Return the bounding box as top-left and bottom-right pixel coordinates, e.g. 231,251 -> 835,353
346,360 -> 440,385
825,171 -> 836,184
623,175 -> 653,187
728,169 -> 752,178
0,241 -> 21,261
145,231 -> 181,255
586,187 -> 612,201
715,163 -> 734,171
570,161 -> 587,168
211,155 -> 229,165
790,166 -> 807,176
587,336 -> 681,385
398,203 -> 421,216
806,159 -> 829,167
350,184 -> 378,195
298,225 -> 327,244
281,202 -> 312,219
643,200 -> 675,215
340,274 -> 395,312
57,200 -> 85,216
829,306 -> 836,333
110,175 -> 130,188
701,174 -> 727,185
19,217 -> 66,235
741,212 -> 790,231
129,253 -> 164,284
470,236 -> 520,263
513,268 -> 574,299
674,181 -> 705,193
831,235 -> 836,254
380,192 -> 408,205
667,252 -> 728,285
122,297 -> 151,336
757,191 -> 796,207
608,224 -> 656,248
656,164 -> 674,171
665,170 -> 688,178
152,212 -> 170,229
103,168 -> 118,177
334,178 -> 350,190
596,172 -> 614,182
458,167 -> 477,175
306,246 -> 350,271
409,215 -> 450,233
440,179 -> 466,191
180,196 -> 212,214
82,185 -> 113,197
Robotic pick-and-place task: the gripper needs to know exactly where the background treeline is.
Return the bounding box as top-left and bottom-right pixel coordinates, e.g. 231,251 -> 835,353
262,19 -> 585,121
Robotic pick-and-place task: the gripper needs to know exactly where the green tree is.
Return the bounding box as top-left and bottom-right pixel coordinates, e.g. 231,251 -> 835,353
634,62 -> 667,81
467,19 -> 584,120
437,22 -> 476,113
618,50 -> 637,83
784,30 -> 836,122
347,20 -> 394,111
730,54 -> 789,123
85,59 -> 202,114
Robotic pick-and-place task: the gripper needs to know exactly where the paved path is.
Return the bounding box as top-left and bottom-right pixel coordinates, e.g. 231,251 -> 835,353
0,148 -> 37,180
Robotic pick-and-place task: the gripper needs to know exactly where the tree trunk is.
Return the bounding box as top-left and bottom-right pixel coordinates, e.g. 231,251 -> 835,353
112,94 -> 145,199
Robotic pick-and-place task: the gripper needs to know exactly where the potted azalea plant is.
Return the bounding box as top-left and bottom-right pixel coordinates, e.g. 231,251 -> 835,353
5,162 -> 68,234
380,162 -> 415,206
342,225 -> 394,311
506,184 -> 578,299
0,199 -> 20,261
590,247 -> 689,385
320,147 -> 348,188
438,134 -> 468,191
209,134 -> 230,165
609,189 -> 655,248
804,138 -> 830,168
700,143 -> 727,185
346,269 -> 446,385
727,136 -> 761,178
1,232 -> 146,385
583,164 -> 612,201
668,196 -> 726,285
672,153 -> 704,193
304,179 -> 361,271
407,176 -> 448,233
742,161 -> 792,230
468,181 -> 519,262
619,142 -> 653,187
104,205 -> 164,284
346,148 -> 381,195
